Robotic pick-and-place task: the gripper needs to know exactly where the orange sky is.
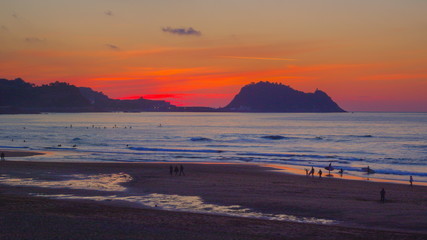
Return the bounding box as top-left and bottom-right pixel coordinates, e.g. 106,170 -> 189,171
1,0 -> 427,111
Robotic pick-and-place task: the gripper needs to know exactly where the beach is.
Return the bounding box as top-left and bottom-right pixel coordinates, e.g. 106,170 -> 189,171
1,158 -> 426,239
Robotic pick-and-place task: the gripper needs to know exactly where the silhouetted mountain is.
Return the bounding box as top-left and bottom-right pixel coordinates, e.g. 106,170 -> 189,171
0,78 -> 90,113
0,78 -> 175,113
222,81 -> 345,112
0,78 -> 344,113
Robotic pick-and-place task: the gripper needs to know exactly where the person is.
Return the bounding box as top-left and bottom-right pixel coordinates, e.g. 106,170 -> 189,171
174,166 -> 179,176
380,188 -> 386,202
179,165 -> 185,176
1,152 -> 5,161
169,165 -> 173,176
339,168 -> 343,177
305,169 -> 309,176
318,169 -> 322,178
310,167 -> 315,177
410,176 -> 413,186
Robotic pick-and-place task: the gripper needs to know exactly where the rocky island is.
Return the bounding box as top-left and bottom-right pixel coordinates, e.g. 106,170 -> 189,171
222,81 -> 345,112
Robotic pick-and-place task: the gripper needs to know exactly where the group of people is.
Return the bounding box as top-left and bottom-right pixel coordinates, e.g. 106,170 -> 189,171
304,164 -> 416,203
170,165 -> 185,176
305,166 -> 345,178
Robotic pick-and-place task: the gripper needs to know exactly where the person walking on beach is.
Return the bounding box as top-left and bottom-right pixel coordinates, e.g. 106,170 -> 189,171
380,188 -> 386,202
410,176 -> 414,186
339,168 -> 343,177
169,165 -> 173,176
310,167 -> 315,177
318,169 -> 322,178
174,166 -> 179,176
305,169 -> 309,176
179,165 -> 185,176
1,152 -> 5,161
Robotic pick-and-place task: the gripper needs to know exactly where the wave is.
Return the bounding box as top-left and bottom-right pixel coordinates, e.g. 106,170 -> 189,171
190,137 -> 212,142
370,168 -> 427,177
129,147 -> 223,153
236,152 -> 367,164
350,135 -> 373,138
72,137 -> 82,141
44,147 -> 77,150
261,135 -> 287,140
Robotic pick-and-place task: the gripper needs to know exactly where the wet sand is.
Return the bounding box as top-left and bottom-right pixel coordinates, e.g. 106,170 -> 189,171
1,160 -> 427,240
0,149 -> 45,157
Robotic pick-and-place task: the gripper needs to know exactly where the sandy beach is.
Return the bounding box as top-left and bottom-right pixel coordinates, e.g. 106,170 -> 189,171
1,159 -> 427,239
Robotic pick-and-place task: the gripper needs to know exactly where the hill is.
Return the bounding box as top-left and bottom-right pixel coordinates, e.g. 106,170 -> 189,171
0,78 -> 174,113
222,81 -> 345,112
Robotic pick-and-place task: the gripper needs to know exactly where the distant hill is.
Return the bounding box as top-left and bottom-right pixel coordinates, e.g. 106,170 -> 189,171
222,81 -> 345,112
0,78 -> 175,113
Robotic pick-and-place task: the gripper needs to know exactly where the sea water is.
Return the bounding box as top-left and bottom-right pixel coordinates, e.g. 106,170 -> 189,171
0,112 -> 426,184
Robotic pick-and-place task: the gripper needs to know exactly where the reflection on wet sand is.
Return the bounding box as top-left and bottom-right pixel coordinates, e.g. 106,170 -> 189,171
33,193 -> 336,225
0,171 -> 336,225
0,173 -> 132,191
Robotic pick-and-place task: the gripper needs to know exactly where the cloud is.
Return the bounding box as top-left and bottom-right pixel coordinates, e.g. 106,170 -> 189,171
12,13 -> 18,19
24,37 -> 46,44
220,56 -> 297,61
106,44 -> 120,50
162,27 -> 201,36
1,25 -> 8,32
105,10 -> 113,16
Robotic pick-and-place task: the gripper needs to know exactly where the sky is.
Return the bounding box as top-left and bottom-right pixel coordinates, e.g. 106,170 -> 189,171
1,0 -> 427,112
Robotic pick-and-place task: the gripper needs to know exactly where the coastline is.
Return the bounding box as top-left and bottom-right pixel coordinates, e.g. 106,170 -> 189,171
1,160 -> 426,239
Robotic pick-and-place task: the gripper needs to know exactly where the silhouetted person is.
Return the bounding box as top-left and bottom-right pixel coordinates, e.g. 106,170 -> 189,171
410,176 -> 413,186
1,152 -> 5,161
310,167 -> 315,177
318,169 -> 322,178
380,188 -> 385,202
339,168 -> 343,177
169,165 -> 173,176
174,166 -> 179,176
305,169 -> 309,176
179,165 -> 185,176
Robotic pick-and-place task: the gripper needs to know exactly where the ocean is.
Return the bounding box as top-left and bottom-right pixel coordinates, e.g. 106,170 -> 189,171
1,112 -> 426,184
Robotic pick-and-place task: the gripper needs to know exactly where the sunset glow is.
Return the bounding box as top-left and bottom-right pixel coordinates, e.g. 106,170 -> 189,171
1,0 -> 426,111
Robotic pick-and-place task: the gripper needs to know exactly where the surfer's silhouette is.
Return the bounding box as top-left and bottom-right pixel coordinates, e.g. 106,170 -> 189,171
380,188 -> 386,202
310,167 -> 315,177
179,165 -> 185,176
